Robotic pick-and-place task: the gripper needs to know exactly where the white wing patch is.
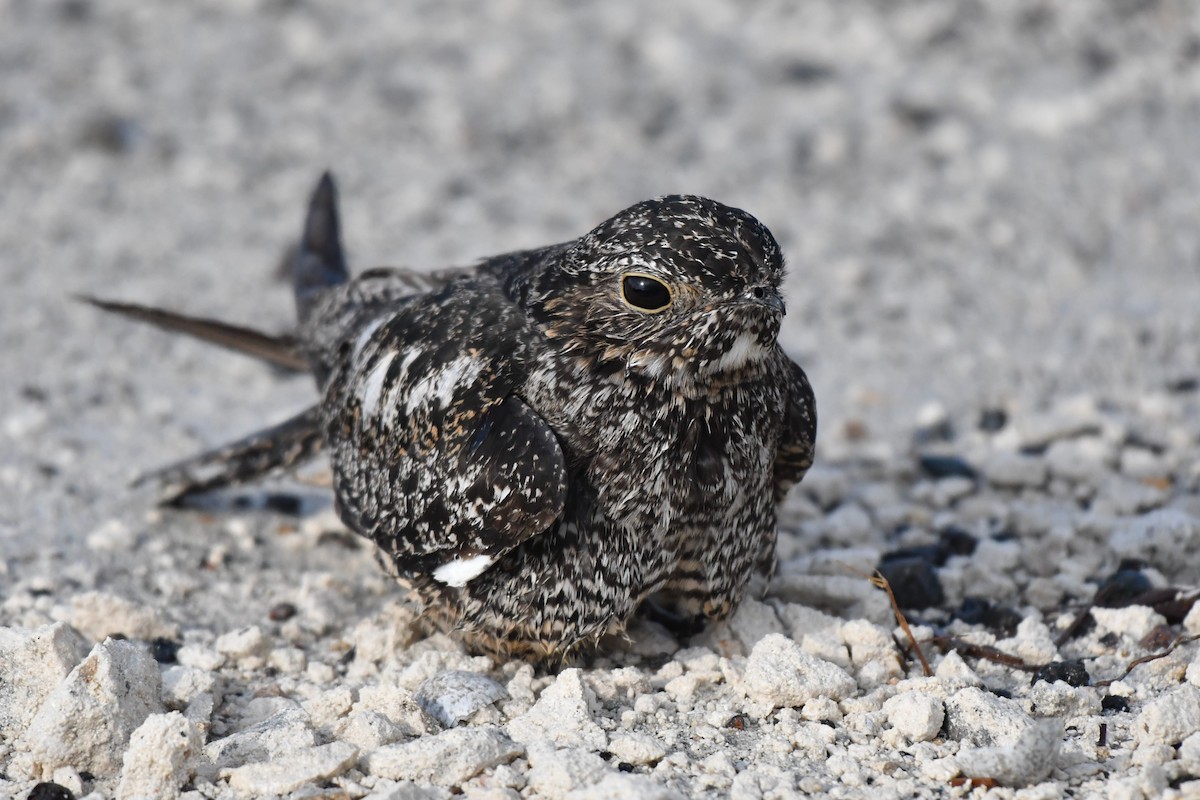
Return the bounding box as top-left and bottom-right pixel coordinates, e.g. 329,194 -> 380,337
359,350 -> 396,416
351,316 -> 387,362
432,554 -> 496,587
407,354 -> 485,410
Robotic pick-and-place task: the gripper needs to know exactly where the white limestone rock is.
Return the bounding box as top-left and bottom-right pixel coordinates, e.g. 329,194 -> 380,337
0,622 -> 88,741
943,687 -> 1032,747
223,741 -> 358,797
740,634 -> 856,710
883,691 -> 945,742
353,682 -> 440,736
161,664 -> 222,711
364,725 -> 522,785
115,711 -> 203,800
507,668 -> 607,750
204,708 -> 318,769
214,625 -> 271,666
335,709 -> 409,751
14,638 -> 164,780
1136,684 -> 1200,746
565,772 -> 685,800
525,742 -> 610,797
1089,606 -> 1167,642
65,591 -> 179,642
948,717 -> 1063,787
606,733 -> 667,766
726,598 -> 786,651
1110,509 -> 1200,578
982,452 -> 1048,489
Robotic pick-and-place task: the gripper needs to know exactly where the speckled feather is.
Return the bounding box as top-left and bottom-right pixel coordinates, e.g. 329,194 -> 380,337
92,174 -> 816,661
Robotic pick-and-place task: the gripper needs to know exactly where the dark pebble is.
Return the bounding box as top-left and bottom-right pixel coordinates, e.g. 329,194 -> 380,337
149,637 -> 181,664
876,557 -> 945,609
725,714 -> 750,730
981,604 -> 1023,637
21,385 -> 48,403
953,597 -> 1022,636
1031,659 -> 1090,687
917,454 -> 977,481
882,527 -> 977,569
1094,567 -> 1154,608
1139,625 -> 1177,651
954,596 -> 990,626
80,113 -> 143,155
1167,376 -> 1198,393
59,0 -> 91,22
881,543 -> 943,567
1101,695 -> 1131,713
892,99 -> 944,131
618,762 -> 636,773
1154,593 -> 1198,624
268,602 -> 297,622
938,526 -> 978,558
781,60 -> 835,84
914,418 -> 957,445
978,408 -> 1008,432
28,783 -> 75,800
264,492 -> 304,515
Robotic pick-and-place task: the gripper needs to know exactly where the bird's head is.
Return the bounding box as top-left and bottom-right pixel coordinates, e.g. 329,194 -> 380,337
533,195 -> 787,386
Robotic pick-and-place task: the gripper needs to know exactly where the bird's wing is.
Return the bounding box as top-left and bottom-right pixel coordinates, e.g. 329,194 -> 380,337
135,405 -> 325,503
774,357 -> 817,503
322,277 -> 567,586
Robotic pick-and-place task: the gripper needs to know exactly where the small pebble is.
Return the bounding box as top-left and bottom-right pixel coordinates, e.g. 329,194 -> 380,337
875,557 -> 945,609
415,670 -> 508,728
1030,660 -> 1089,688
268,603 -> 297,622
28,784 -> 75,800
917,454 -> 977,481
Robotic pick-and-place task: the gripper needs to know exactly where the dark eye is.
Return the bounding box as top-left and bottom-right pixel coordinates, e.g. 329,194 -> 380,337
620,273 -> 672,312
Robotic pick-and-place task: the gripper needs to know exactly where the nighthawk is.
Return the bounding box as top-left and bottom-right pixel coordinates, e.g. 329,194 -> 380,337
89,174 -> 816,660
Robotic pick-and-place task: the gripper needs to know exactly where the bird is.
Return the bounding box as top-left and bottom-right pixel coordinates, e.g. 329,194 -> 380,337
85,173 -> 817,661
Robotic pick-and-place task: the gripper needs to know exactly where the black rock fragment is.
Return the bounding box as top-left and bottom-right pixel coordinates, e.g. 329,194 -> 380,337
876,557 -> 945,609
917,454 -> 977,480
1031,659 -> 1090,687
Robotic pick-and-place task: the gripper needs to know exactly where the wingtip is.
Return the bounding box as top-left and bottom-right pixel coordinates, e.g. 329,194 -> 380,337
75,293 -> 109,309
311,170 -> 337,213
294,171 -> 349,317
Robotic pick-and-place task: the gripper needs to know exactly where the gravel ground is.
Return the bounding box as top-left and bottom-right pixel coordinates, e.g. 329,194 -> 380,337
3,1 -> 1200,798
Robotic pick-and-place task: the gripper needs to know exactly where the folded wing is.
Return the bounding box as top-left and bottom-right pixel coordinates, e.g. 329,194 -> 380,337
321,277 -> 567,585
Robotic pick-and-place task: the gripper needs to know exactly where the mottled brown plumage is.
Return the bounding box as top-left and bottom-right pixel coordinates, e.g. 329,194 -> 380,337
90,174 -> 816,661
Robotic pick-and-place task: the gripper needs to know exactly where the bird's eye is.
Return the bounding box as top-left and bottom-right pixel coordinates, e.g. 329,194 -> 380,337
620,273 -> 672,312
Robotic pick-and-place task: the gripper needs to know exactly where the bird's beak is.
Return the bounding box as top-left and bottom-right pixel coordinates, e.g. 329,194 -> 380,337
747,285 -> 786,316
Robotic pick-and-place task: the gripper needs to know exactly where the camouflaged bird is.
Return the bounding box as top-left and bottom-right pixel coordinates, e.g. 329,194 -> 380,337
88,173 -> 816,660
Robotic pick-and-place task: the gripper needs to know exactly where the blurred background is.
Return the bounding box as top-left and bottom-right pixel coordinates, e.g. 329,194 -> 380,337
2,0 -> 1199,552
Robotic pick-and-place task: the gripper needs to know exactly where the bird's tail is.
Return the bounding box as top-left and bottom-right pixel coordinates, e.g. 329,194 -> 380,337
80,294 -> 327,500
80,171 -> 352,503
